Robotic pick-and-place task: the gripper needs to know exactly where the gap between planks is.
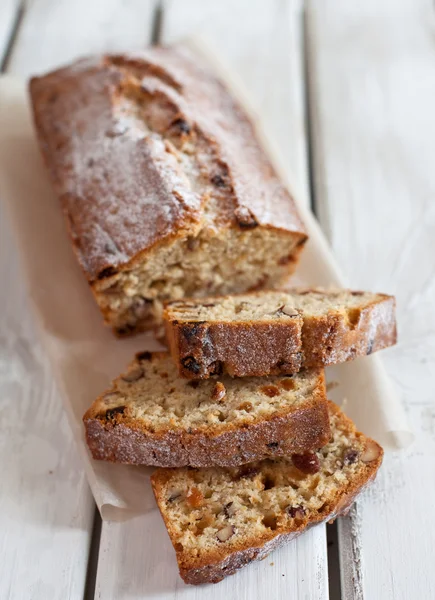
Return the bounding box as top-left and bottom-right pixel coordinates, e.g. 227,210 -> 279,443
151,0 -> 164,45
84,508 -> 103,600
300,4 -> 341,597
0,0 -> 25,71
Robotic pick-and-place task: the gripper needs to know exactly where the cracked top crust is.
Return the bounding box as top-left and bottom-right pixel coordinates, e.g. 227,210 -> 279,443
29,45 -> 306,282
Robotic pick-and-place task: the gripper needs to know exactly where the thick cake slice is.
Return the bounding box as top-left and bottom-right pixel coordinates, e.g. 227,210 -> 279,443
151,401 -> 383,585
83,352 -> 329,468
164,288 -> 396,378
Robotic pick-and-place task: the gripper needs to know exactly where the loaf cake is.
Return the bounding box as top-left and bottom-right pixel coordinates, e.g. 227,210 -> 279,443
151,401 -> 383,584
29,46 -> 307,336
164,288 -> 397,378
83,352 -> 330,467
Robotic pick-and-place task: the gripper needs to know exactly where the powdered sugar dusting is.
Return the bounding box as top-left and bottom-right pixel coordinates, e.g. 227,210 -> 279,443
144,46 -> 305,233
31,57 -> 202,280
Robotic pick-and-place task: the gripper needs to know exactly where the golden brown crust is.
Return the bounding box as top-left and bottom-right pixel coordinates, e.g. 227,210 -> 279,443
165,317 -> 303,378
151,401 -> 383,585
29,46 -> 307,283
29,57 -> 202,283
84,403 -> 329,467
164,290 -> 397,378
300,293 -> 397,366
83,362 -> 330,467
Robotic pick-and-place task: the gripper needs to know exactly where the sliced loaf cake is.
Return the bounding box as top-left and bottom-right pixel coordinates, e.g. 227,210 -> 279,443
151,401 -> 383,584
30,48 -> 307,336
83,352 -> 329,468
164,288 -> 396,378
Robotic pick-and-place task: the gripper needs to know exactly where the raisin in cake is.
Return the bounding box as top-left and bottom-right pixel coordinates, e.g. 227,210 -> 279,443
83,352 -> 329,467
164,288 -> 396,378
151,401 -> 383,584
30,46 -> 307,336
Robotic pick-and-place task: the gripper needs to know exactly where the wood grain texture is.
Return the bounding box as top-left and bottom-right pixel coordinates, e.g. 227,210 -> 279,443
0,1 -> 157,599
306,1 -> 435,598
93,1 -> 329,598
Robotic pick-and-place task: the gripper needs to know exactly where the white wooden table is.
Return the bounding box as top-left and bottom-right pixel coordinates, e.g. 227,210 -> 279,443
1,1 -> 434,598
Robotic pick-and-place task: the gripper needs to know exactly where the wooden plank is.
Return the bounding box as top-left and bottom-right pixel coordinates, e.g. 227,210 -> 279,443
96,517 -> 327,599
0,0 -> 94,593
0,1 -> 157,599
8,0 -> 158,76
0,229 -> 94,600
94,2 -> 329,598
306,1 -> 435,598
0,0 -> 20,67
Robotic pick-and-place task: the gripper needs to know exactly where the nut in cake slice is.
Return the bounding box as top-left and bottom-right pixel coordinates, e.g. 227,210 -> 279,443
83,352 -> 329,468
164,288 -> 396,378
151,401 -> 383,585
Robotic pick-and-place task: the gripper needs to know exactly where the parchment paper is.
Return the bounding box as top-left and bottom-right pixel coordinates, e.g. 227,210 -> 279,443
0,40 -> 413,521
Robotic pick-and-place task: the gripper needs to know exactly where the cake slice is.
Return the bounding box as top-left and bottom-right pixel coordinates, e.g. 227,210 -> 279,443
83,352 -> 329,468
151,401 -> 383,585
164,288 -> 396,378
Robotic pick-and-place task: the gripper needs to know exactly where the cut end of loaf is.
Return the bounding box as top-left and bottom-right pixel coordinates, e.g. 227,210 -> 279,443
151,401 -> 383,585
93,227 -> 306,336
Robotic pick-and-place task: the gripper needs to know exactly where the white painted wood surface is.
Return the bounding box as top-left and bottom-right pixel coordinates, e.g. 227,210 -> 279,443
8,0 -> 158,76
0,1 -> 156,599
1,0 -> 434,598
93,2 -> 329,599
0,73 -> 94,600
306,1 -> 435,598
97,517 -> 327,599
